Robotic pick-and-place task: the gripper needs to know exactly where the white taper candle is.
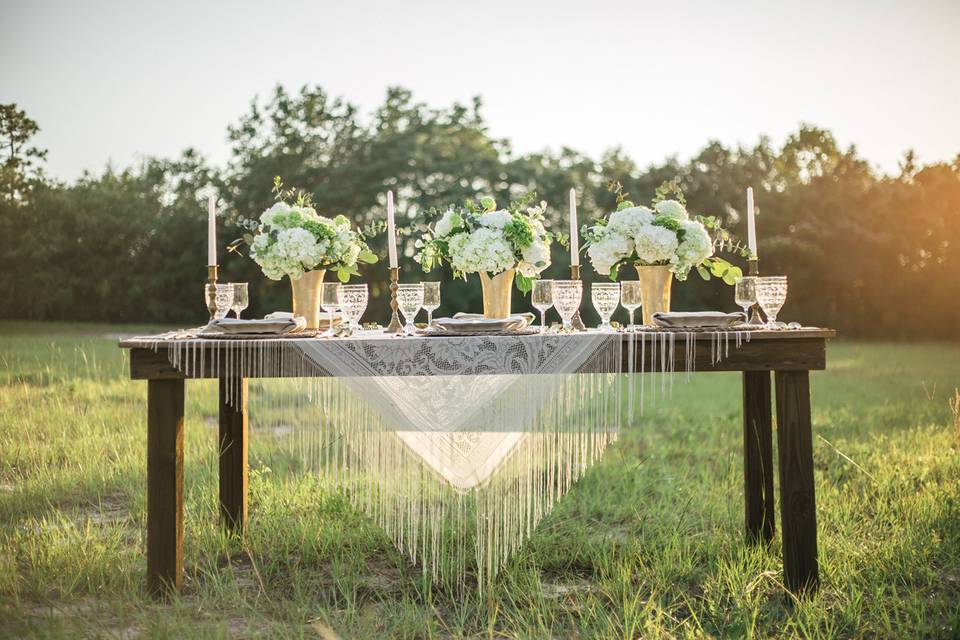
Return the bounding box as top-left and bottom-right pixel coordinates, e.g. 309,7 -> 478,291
207,194 -> 217,266
387,190 -> 398,269
746,187 -> 757,258
569,188 -> 579,266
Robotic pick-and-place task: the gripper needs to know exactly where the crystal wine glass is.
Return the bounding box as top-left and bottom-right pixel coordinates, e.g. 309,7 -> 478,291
755,276 -> 788,329
551,280 -> 583,332
320,282 -> 341,337
204,283 -> 234,320
531,279 -> 553,333
591,282 -> 621,332
734,276 -> 757,322
421,281 -> 441,326
336,284 -> 369,334
620,281 -> 642,331
396,283 -> 424,336
230,282 -> 249,319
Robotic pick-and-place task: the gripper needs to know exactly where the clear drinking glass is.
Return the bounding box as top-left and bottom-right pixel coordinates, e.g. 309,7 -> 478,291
551,280 -> 583,332
396,283 -> 424,335
755,276 -> 788,329
531,279 -> 553,333
230,282 -> 249,319
336,284 -> 369,333
591,282 -> 621,332
204,283 -> 234,320
320,282 -> 341,337
734,276 -> 757,321
620,281 -> 642,331
421,281 -> 441,326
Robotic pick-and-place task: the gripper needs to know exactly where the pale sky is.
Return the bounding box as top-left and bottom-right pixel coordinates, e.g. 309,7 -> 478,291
3,0 -> 958,181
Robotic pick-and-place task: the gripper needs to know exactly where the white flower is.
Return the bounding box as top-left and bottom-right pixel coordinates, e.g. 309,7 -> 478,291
673,220 -> 713,277
518,239 -> 551,277
448,227 -> 515,274
608,206 -> 654,237
655,200 -> 689,221
586,231 -> 634,276
434,209 -> 460,238
633,224 -> 679,265
477,209 -> 512,229
259,202 -> 289,228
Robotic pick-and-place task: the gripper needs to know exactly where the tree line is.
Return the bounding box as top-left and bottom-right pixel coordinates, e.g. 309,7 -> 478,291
1,88 -> 958,338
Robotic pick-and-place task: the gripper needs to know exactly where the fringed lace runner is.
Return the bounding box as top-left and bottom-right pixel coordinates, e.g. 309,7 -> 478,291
127,329 -> 751,591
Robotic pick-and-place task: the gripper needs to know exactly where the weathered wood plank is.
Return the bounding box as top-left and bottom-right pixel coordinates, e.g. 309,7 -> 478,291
775,370 -> 819,594
742,371 -> 775,543
127,336 -> 828,379
218,377 -> 248,533
146,379 -> 184,597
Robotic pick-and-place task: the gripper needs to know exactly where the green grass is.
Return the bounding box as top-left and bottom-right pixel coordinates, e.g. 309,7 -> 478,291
1,321 -> 958,638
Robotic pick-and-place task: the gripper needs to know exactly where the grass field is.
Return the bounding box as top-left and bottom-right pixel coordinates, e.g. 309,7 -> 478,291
1,321 -> 958,639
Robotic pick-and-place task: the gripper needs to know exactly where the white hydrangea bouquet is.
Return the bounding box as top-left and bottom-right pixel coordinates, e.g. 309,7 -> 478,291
414,193 -> 554,292
240,178 -> 377,283
584,180 -> 742,284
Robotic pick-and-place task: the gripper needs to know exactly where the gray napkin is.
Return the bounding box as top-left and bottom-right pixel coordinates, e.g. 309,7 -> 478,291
651,311 -> 747,329
432,313 -> 534,333
202,312 -> 307,335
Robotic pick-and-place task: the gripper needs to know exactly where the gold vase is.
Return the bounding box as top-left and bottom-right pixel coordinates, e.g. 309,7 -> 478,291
290,269 -> 326,329
635,264 -> 672,325
478,268 -> 515,319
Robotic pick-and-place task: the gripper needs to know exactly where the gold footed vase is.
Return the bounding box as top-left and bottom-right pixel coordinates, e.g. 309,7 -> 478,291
290,269 -> 326,329
636,264 -> 672,325
478,268 -> 515,319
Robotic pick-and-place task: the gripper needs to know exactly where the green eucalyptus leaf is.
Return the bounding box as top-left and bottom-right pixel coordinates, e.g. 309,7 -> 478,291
697,265 -> 711,281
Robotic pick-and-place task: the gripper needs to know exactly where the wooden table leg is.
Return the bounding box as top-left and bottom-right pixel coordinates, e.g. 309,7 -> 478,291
742,371 -> 775,543
147,378 -> 185,596
219,377 -> 248,533
775,370 -> 819,594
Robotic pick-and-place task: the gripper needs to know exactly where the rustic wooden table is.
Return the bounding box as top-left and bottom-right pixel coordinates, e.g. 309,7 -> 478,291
120,329 -> 835,597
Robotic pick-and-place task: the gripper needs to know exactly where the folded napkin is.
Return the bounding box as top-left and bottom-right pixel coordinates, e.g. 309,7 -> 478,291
431,313 -> 534,333
202,312 -> 307,335
651,311 -> 747,329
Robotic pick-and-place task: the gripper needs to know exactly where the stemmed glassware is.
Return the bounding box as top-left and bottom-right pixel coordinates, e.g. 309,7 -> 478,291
320,282 -> 341,337
230,283 -> 249,319
337,284 -> 369,334
734,276 -> 757,322
205,283 -> 234,320
396,283 -> 425,336
591,282 -> 621,332
620,281 -> 642,331
532,279 -> 553,333
755,276 -> 788,329
551,280 -> 583,332
421,282 -> 441,327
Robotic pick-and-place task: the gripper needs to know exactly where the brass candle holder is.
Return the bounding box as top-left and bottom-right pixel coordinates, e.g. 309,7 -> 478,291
747,257 -> 763,325
205,264 -> 219,320
384,267 -> 402,334
569,264 -> 586,331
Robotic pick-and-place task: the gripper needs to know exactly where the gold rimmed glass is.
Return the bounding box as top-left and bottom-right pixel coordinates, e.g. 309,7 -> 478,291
620,281 -> 642,331
422,281 -> 441,326
532,279 -> 553,333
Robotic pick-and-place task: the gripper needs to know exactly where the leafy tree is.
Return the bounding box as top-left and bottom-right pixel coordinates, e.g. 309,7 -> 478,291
0,103 -> 48,203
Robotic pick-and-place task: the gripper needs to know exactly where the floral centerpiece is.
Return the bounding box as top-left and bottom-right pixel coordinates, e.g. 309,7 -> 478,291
414,194 -> 554,318
235,178 -> 378,328
584,181 -> 744,323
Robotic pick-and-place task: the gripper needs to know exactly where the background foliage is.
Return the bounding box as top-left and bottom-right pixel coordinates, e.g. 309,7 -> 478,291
2,87 -> 958,337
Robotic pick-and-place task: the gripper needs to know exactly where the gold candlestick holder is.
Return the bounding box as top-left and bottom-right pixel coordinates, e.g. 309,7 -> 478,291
747,257 -> 763,325
569,264 -> 586,331
384,267 -> 402,334
205,264 -> 219,320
